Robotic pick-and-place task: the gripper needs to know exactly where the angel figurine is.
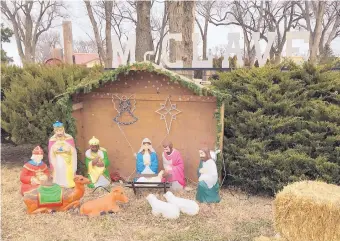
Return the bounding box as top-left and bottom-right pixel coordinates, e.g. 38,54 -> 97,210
112,94 -> 138,125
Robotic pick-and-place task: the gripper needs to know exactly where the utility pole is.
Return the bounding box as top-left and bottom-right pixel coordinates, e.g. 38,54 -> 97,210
62,21 -> 73,64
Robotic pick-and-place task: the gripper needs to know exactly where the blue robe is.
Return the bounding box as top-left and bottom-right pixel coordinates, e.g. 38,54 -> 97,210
136,152 -> 158,174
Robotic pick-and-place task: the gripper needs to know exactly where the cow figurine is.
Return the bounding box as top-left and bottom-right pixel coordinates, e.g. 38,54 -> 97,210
80,186 -> 128,217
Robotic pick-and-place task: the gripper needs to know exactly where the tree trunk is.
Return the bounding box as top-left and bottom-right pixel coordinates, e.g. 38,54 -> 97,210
182,1 -> 195,67
104,1 -> 113,68
324,14 -> 340,50
156,2 -> 168,65
136,0 -> 154,62
202,15 -> 208,60
84,1 -> 106,66
168,0 -> 195,69
309,2 -> 326,64
168,1 -> 184,63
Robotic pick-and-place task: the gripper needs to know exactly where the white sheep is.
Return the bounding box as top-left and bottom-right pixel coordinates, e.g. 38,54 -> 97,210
146,194 -> 180,219
163,191 -> 199,216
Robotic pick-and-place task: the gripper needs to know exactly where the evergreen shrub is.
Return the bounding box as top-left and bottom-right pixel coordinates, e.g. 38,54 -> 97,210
1,64 -> 102,146
212,63 -> 340,195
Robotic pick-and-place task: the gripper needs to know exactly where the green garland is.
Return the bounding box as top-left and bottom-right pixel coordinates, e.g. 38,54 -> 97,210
57,62 -> 229,178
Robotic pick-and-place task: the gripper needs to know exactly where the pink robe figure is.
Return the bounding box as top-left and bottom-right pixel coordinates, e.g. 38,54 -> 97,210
48,134 -> 77,188
162,149 -> 186,190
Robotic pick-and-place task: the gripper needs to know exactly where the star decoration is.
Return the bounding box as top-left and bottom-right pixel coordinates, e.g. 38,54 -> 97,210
155,96 -> 182,134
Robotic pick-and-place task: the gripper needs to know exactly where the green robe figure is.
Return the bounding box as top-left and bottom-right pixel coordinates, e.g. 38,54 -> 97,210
85,136 -> 111,188
196,147 -> 221,203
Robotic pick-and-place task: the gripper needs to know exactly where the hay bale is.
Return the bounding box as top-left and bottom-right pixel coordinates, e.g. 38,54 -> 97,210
274,181 -> 340,241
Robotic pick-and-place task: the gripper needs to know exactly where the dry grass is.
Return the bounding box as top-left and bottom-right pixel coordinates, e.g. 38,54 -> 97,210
254,236 -> 286,241
274,181 -> 340,241
1,144 -> 275,241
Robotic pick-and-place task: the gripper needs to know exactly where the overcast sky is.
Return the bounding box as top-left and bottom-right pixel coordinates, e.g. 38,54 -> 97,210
2,0 -> 340,66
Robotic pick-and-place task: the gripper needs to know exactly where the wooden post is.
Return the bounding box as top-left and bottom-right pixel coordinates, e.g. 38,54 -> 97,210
132,181 -> 136,195
219,101 -> 225,183
62,21 -> 73,64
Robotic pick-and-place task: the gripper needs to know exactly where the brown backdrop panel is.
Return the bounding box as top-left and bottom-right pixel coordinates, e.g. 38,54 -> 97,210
72,109 -> 85,156
73,71 -> 217,182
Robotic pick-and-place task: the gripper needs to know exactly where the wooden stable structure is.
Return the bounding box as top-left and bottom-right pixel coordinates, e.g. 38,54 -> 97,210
71,64 -> 224,182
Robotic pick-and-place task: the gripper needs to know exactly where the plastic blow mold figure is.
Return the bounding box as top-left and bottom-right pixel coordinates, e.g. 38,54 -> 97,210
136,138 -> 158,175
161,141 -> 186,191
196,147 -> 221,203
23,175 -> 90,214
48,121 -> 77,188
85,136 -> 111,188
20,146 -> 50,196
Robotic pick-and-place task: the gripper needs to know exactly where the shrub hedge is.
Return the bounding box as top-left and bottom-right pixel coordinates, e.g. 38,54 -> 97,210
212,62 -> 340,195
1,63 -> 102,145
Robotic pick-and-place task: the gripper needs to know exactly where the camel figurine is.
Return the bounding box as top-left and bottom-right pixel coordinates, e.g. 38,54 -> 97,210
80,186 -> 128,217
23,175 -> 90,214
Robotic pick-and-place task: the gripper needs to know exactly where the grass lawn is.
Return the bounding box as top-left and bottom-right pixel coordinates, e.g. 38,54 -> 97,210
1,144 -> 275,241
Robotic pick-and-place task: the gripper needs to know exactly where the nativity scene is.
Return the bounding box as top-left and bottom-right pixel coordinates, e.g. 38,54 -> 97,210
18,65 -> 224,218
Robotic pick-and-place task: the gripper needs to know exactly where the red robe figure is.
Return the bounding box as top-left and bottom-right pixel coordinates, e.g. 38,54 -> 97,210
20,146 -> 49,196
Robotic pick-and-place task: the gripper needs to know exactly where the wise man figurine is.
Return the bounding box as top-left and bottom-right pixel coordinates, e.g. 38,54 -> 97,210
196,147 -> 221,203
48,121 -> 77,188
136,138 -> 158,175
20,146 -> 49,196
85,136 -> 111,188
161,141 -> 186,191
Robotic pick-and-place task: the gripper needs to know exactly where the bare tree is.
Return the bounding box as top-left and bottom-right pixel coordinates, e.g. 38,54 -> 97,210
168,1 -> 195,67
136,0 -> 154,61
208,1 -> 265,65
109,0 -> 167,63
208,1 -> 302,65
73,40 -> 98,53
1,0 -> 66,64
319,2 -> 340,55
195,1 -> 216,60
296,1 -> 326,63
35,31 -> 61,62
262,1 -> 302,63
104,1 -> 113,67
151,1 -> 168,64
84,0 -> 113,67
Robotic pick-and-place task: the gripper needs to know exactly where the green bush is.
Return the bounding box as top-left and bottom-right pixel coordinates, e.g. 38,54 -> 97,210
213,63 -> 340,195
1,64 -> 102,146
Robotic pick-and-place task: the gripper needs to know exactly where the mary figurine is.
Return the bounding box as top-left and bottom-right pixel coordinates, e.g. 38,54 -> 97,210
136,138 -> 158,175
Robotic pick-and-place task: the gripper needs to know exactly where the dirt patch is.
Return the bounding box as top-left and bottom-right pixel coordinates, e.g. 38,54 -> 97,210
1,144 -> 275,241
1,143 -> 36,165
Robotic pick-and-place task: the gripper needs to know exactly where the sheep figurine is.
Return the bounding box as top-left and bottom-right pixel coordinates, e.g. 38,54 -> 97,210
146,194 -> 180,219
163,191 -> 199,216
